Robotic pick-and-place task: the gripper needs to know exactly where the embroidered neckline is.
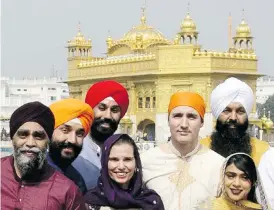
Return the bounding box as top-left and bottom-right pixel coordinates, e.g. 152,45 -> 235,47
168,141 -> 202,159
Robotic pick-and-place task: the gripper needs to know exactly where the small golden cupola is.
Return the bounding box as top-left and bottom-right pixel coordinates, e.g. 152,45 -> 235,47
233,10 -> 253,53
107,7 -> 170,53
67,23 -> 92,58
261,108 -> 268,128
178,7 -> 198,45
265,111 -> 274,129
106,35 -> 113,50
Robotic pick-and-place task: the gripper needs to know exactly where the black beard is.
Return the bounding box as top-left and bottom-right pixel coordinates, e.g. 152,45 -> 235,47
49,141 -> 82,170
90,118 -> 119,146
210,119 -> 252,157
14,148 -> 47,181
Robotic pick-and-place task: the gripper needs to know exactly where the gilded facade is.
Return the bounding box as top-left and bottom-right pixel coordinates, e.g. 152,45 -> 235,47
67,8 -> 261,143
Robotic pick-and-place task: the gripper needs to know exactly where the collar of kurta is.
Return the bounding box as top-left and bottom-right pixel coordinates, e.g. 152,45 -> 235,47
168,141 -> 202,159
84,135 -> 101,155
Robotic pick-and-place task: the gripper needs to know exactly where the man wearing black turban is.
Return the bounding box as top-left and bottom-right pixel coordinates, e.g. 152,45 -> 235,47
9,101 -> 55,179
1,102 -> 86,209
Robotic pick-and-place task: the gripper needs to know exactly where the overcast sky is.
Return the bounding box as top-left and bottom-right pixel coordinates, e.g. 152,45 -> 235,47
1,0 -> 274,79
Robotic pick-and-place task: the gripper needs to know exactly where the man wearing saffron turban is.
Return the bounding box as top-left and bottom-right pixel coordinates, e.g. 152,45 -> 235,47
141,92 -> 224,210
200,77 -> 270,166
49,98 -> 94,193
72,80 -> 129,190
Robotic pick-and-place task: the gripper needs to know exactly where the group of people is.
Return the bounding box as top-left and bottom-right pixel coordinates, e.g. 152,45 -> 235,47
1,78 -> 273,210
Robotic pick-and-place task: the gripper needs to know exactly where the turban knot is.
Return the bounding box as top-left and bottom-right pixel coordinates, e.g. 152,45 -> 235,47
168,92 -> 206,119
85,80 -> 129,118
10,101 -> 55,139
50,98 -> 94,136
210,77 -> 254,119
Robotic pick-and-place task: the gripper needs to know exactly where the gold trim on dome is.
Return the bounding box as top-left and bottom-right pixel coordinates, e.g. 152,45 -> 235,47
108,8 -> 171,51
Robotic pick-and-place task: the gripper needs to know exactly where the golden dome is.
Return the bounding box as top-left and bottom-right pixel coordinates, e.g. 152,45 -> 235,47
181,12 -> 197,33
261,115 -> 267,122
236,19 -> 251,37
265,119 -> 274,129
265,111 -> 274,129
123,24 -> 167,42
118,8 -> 170,49
261,108 -> 268,122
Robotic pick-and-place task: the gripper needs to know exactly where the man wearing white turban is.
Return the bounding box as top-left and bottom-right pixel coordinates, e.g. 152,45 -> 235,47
200,77 -> 269,166
210,77 -> 254,119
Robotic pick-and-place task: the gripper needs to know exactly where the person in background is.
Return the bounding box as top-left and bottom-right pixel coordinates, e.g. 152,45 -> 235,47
84,134 -> 164,210
200,77 -> 269,166
258,147 -> 274,209
1,102 -> 85,210
73,80 -> 129,190
198,153 -> 270,210
141,92 -> 224,210
48,98 -> 94,193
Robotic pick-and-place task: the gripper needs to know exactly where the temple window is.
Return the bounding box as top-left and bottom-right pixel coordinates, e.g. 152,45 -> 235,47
138,97 -> 143,108
153,97 -> 156,108
145,97 -> 150,108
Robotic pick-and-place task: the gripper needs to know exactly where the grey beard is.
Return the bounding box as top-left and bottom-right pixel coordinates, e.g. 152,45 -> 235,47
14,148 -> 47,179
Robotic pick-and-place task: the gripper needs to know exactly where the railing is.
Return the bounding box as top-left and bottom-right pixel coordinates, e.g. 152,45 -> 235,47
0,140 -> 13,157
135,140 -> 156,153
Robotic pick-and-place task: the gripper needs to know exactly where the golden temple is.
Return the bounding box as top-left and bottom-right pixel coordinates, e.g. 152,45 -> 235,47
66,8 -> 262,142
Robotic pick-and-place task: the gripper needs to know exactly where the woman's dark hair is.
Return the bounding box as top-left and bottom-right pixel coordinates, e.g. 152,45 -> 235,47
225,154 -> 258,203
111,134 -> 143,186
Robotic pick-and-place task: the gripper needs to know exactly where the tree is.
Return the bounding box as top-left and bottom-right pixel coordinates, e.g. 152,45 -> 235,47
257,94 -> 274,121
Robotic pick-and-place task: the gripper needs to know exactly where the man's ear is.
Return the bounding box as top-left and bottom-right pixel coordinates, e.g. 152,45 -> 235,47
200,118 -> 204,128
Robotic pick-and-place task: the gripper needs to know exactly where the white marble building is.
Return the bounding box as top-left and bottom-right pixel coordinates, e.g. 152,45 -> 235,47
0,77 -> 69,133
256,76 -> 274,104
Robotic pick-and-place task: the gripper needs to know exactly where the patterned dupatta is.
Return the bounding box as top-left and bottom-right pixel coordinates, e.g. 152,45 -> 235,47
217,152 -> 271,210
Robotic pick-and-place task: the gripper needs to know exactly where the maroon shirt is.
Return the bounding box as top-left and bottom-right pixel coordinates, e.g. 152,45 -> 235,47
1,155 -> 86,210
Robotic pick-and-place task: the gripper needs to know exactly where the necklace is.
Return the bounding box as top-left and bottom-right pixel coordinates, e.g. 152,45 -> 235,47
223,193 -> 248,209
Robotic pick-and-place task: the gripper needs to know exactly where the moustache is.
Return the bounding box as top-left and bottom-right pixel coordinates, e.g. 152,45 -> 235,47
216,118 -> 248,135
55,141 -> 81,150
18,147 -> 41,154
225,119 -> 238,126
94,118 -> 117,129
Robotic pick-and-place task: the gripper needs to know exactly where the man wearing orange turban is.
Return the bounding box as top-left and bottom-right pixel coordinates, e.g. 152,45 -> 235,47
141,92 -> 224,210
48,98 -> 94,193
73,80 -> 129,191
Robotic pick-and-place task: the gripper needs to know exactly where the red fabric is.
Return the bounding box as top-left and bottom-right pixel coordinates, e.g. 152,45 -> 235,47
85,80 -> 129,118
1,156 -> 86,210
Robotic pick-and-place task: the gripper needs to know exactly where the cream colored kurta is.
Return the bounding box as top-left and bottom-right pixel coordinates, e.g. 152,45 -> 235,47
141,142 -> 225,210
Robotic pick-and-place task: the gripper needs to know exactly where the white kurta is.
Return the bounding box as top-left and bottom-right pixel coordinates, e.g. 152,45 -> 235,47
258,147 -> 274,210
141,142 -> 224,210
